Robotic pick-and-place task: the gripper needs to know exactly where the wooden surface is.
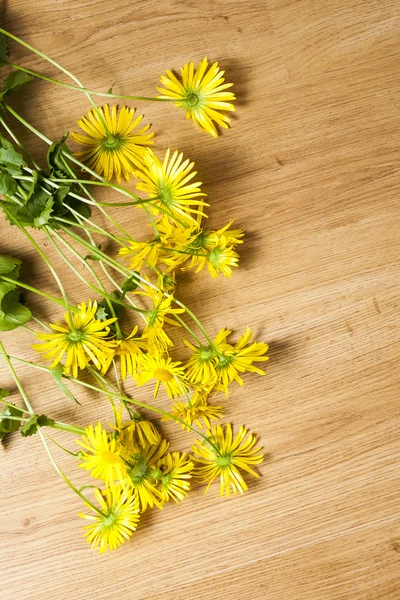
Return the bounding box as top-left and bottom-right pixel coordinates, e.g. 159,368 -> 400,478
1,1 -> 400,598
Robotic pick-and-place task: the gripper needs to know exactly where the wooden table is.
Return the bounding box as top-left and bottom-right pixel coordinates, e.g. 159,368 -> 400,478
1,1 -> 399,598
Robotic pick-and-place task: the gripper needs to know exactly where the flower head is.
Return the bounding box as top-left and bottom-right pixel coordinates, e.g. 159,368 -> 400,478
79,485 -> 140,553
183,328 -> 232,385
134,281 -> 184,352
192,424 -> 264,497
111,406 -> 160,453
101,326 -> 147,380
134,149 -> 207,225
76,422 -> 126,486
158,58 -> 235,137
134,353 -> 188,399
155,452 -> 193,503
71,104 -> 154,182
123,439 -> 170,511
215,327 -> 269,395
165,389 -> 223,431
32,300 -> 116,378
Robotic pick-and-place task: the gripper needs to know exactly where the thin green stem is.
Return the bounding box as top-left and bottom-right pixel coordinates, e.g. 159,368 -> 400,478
8,354 -> 219,452
0,340 -> 34,413
0,275 -> 78,313
0,116 -> 41,169
2,205 -> 72,321
4,60 -> 173,102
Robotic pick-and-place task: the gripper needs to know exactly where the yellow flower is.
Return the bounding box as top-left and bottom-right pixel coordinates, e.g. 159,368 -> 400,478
71,104 -> 154,182
155,452 -> 193,503
79,485 -> 140,553
192,424 -> 264,497
215,328 -> 269,395
76,422 -> 126,486
134,149 -> 208,225
169,222 -> 243,278
123,439 -> 170,511
189,243 -> 239,278
32,300 -> 116,378
101,327 -> 147,380
165,389 -> 223,431
111,406 -> 160,453
118,237 -> 164,272
134,353 -> 188,399
157,58 -> 236,137
118,218 -> 198,273
183,328 -> 232,386
134,281 -> 184,352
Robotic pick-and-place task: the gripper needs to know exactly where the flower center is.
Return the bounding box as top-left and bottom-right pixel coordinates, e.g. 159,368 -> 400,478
208,247 -> 224,265
185,92 -> 200,107
103,510 -> 118,527
68,330 -> 84,343
154,368 -> 174,382
216,453 -> 232,468
102,134 -> 123,152
198,346 -> 214,362
158,185 -> 173,206
217,354 -> 234,370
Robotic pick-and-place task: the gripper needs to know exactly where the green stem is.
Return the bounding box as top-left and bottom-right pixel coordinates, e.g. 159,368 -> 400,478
0,275 -> 78,313
2,55 -> 173,103
2,205 -> 73,321
43,228 -> 147,314
8,354 -> 220,453
0,116 -> 41,169
0,340 -> 34,414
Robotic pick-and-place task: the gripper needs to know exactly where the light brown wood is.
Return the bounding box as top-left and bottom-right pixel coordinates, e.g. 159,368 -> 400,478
1,1 -> 400,598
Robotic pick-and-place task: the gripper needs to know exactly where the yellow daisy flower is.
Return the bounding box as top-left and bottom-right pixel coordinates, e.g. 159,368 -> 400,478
183,328 -> 232,386
123,439 -> 170,511
215,327 -> 269,395
111,406 -> 160,453
157,58 -> 236,137
134,149 -> 207,225
32,300 -> 116,378
76,422 -> 126,486
101,326 -> 147,380
192,424 -> 264,497
134,353 -> 188,399
118,237 -> 165,272
134,281 -> 184,352
155,452 -> 193,503
71,104 -> 154,182
79,485 -> 140,553
164,389 -> 223,432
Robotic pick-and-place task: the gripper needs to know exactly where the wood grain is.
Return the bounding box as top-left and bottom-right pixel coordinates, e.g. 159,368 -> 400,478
1,1 -> 400,598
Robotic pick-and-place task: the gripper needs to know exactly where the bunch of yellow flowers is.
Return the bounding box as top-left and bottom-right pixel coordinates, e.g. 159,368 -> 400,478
0,29 -> 268,555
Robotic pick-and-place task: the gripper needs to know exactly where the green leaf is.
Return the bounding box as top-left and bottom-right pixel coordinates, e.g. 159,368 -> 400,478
21,414 -> 55,437
0,134 -> 26,174
51,364 -> 80,405
0,264 -> 21,300
0,33 -> 8,64
0,170 -> 16,195
95,306 -> 108,321
0,290 -> 32,331
0,254 -> 21,276
130,454 -> 148,478
1,70 -> 33,98
0,388 -> 9,399
33,196 -> 53,228
107,82 -> 117,94
121,273 -> 140,293
0,403 -> 24,441
47,134 -> 73,177
20,414 -> 38,437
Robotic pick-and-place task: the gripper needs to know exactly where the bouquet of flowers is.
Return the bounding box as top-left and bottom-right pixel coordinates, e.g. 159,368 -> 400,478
0,28 -> 268,553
